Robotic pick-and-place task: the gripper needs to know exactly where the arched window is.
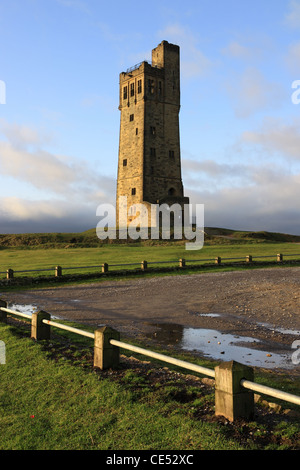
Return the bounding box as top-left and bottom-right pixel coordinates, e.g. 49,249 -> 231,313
168,187 -> 176,196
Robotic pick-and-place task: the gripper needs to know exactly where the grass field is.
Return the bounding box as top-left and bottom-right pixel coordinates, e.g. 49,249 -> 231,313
0,319 -> 299,450
0,227 -> 300,278
0,241 -> 299,280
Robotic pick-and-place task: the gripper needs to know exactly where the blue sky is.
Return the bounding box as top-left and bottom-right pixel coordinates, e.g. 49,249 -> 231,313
1,0 -> 300,234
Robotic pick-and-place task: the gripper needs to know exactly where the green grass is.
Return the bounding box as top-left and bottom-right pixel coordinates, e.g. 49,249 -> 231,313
1,319 -> 299,450
1,242 -> 300,278
0,322 -> 238,450
0,227 -> 299,283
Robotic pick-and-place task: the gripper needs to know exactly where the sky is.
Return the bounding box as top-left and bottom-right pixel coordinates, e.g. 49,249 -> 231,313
1,0 -> 300,235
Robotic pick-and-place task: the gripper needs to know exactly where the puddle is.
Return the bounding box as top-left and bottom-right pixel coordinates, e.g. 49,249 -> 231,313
199,313 -> 220,318
9,303 -> 38,316
8,304 -> 61,320
188,311 -> 221,318
258,322 -> 300,336
181,328 -> 292,369
4,303 -> 298,371
146,323 -> 295,370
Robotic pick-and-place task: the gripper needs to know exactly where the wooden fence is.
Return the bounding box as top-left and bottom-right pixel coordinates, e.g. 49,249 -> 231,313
1,252 -> 300,280
0,300 -> 299,423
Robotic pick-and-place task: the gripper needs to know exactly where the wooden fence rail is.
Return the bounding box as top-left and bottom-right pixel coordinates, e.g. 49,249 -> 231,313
2,252 -> 300,280
0,301 -> 299,423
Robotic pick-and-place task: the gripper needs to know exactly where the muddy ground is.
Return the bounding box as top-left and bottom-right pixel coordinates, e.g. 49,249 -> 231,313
3,266 -> 300,375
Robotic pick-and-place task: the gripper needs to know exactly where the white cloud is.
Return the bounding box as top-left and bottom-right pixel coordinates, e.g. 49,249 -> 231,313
0,196 -> 99,233
182,158 -> 252,192
183,158 -> 246,178
157,24 -> 214,79
226,67 -> 285,118
97,22 -> 143,45
241,117 -> 300,161
285,0 -> 300,29
0,120 -> 116,233
55,0 -> 90,14
221,41 -> 255,61
0,197 -> 66,221
187,170 -> 300,235
285,41 -> 300,74
0,141 -> 79,194
0,120 -> 115,199
183,121 -> 300,235
0,119 -> 54,149
183,156 -> 296,193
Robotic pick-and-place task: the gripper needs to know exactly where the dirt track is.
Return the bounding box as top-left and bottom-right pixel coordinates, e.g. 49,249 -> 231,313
4,266 -> 300,373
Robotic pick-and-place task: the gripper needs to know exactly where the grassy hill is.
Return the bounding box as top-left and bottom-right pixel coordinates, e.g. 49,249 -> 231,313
1,227 -> 300,249
204,227 -> 300,244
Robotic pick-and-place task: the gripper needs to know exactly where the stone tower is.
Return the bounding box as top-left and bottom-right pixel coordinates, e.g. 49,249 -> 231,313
116,40 -> 189,229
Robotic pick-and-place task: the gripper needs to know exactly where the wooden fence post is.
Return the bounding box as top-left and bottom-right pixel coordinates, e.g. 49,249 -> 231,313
246,255 -> 252,263
141,260 -> 148,271
94,326 -> 120,370
215,257 -> 221,265
0,300 -> 7,323
215,360 -> 254,422
277,253 -> 283,262
179,258 -> 186,268
31,310 -> 51,340
55,266 -> 62,277
102,263 -> 108,273
6,269 -> 13,280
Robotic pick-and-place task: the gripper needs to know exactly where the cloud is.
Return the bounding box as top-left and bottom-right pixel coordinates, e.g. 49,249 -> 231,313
183,158 -> 247,178
157,24 -> 214,79
225,67 -> 285,118
55,0 -> 90,14
0,120 -> 116,233
183,127 -> 300,235
285,41 -> 300,74
221,41 -> 256,61
182,158 -> 253,192
0,118 -> 54,149
0,120 -> 115,199
0,197 -> 99,233
241,117 -> 300,161
186,170 -> 300,235
0,197 -> 66,221
183,156 -> 296,192
0,141 -> 80,194
80,93 -> 115,111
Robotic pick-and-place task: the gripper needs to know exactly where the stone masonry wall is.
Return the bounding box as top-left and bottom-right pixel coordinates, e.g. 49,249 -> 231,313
116,41 -> 188,227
